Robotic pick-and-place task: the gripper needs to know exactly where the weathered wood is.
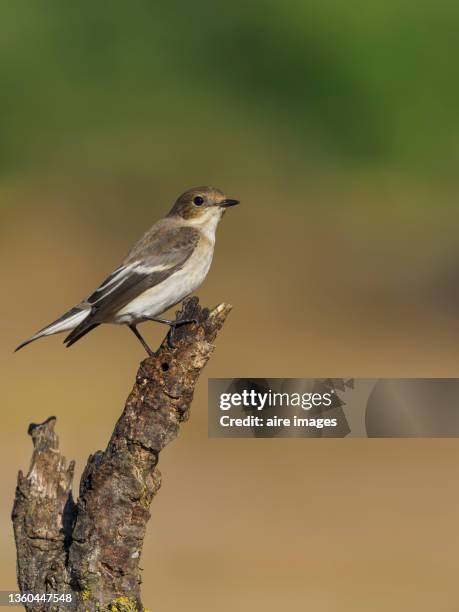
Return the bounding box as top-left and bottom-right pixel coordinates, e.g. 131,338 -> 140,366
12,417 -> 75,602
12,297 -> 231,611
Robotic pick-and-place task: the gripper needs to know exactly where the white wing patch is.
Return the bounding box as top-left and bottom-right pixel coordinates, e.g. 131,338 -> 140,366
87,264 -> 139,305
87,261 -> 175,306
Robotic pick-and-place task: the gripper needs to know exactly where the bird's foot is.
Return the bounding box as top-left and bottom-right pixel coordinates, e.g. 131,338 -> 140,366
167,318 -> 197,348
143,316 -> 197,349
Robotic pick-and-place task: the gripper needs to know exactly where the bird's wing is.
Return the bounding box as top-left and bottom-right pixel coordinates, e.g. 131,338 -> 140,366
83,224 -> 200,322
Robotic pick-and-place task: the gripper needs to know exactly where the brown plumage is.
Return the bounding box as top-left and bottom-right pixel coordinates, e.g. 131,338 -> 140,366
16,186 -> 240,355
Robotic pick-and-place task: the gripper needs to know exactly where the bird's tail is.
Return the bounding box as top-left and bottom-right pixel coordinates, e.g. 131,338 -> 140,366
15,307 -> 90,352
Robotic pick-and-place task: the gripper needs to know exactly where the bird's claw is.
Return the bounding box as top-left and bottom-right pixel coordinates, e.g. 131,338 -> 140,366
167,318 -> 197,348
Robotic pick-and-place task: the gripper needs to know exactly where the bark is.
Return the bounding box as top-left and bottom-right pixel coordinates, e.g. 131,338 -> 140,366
12,297 -> 231,611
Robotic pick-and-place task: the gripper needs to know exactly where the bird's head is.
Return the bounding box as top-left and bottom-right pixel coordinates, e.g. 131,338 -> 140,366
168,186 -> 239,222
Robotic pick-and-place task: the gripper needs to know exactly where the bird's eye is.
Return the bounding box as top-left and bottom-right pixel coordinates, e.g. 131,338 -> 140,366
193,196 -> 204,206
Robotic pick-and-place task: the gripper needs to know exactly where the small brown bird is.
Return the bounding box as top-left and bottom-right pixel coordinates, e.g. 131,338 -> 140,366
16,186 -> 239,355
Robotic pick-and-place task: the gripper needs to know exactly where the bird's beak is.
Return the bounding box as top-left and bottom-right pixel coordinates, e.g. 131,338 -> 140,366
219,198 -> 240,207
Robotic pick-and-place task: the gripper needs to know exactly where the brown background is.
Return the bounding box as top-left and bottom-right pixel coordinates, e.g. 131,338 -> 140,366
3,194 -> 459,611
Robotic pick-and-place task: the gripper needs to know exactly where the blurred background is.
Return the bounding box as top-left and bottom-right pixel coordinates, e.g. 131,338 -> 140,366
2,1 -> 459,610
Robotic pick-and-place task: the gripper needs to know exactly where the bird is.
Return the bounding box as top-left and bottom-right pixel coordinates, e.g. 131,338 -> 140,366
15,186 -> 240,356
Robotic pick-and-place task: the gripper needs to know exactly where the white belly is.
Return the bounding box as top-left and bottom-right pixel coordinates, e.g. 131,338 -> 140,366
113,242 -> 214,324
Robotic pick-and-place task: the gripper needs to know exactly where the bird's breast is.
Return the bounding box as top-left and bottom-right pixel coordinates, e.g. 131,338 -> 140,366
114,237 -> 215,324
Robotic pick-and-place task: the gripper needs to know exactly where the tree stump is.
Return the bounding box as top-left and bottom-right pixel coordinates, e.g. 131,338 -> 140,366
12,297 -> 231,611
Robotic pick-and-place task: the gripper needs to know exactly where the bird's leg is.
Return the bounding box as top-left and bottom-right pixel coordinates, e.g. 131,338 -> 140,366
146,317 -> 197,348
129,324 -> 157,358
